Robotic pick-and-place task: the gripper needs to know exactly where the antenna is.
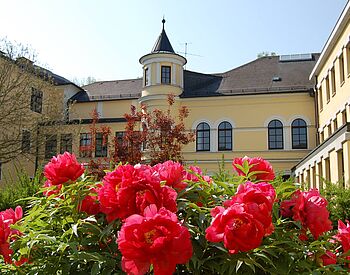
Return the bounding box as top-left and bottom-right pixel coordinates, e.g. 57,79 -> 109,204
178,42 -> 202,69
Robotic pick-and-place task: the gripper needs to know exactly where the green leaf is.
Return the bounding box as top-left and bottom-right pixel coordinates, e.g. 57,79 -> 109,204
236,260 -> 243,272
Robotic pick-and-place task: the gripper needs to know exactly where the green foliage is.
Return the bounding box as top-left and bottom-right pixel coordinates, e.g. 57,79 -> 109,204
6,176 -> 121,274
1,166 -> 349,274
0,169 -> 42,211
321,181 -> 350,225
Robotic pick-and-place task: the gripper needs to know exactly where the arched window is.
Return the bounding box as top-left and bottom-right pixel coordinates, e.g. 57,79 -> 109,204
268,120 -> 283,149
196,122 -> 210,151
292,119 -> 307,149
218,121 -> 232,151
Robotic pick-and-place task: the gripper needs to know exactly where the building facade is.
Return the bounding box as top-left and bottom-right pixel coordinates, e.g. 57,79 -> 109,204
294,1 -> 350,188
2,1 -> 350,184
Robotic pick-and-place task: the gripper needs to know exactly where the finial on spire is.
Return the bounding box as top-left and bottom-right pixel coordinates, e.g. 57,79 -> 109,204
162,17 -> 166,30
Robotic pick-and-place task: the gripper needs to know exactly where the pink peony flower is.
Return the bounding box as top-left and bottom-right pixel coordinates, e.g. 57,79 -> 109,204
183,165 -> 212,184
320,250 -> 337,266
78,187 -> 100,216
98,164 -> 177,222
232,156 -> 275,181
281,189 -> 332,240
0,206 -> 25,265
44,152 -> 84,185
42,181 -> 62,197
206,202 -> 265,254
153,160 -> 187,190
224,181 -> 276,236
117,204 -> 192,275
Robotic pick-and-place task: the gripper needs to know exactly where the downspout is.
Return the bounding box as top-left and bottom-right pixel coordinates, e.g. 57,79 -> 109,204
34,122 -> 40,174
314,75 -> 320,146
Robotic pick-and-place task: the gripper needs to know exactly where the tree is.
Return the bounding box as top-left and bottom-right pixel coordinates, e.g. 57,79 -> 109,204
82,94 -> 195,172
71,76 -> 96,86
0,38 -> 64,165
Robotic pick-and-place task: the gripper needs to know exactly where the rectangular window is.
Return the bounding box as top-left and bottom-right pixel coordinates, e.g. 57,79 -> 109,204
331,67 -> 336,96
45,135 -> 57,159
79,133 -> 92,158
320,131 -> 324,143
144,68 -> 149,86
95,133 -> 108,157
342,110 -> 347,125
340,53 -> 345,83
60,134 -> 72,154
318,86 -> 323,111
161,66 -> 171,84
115,131 -> 125,145
328,124 -> 332,137
325,76 -> 330,103
317,162 -> 323,190
347,45 -> 350,76
21,130 -> 30,153
30,88 -> 43,113
334,119 -> 338,131
325,157 -> 331,182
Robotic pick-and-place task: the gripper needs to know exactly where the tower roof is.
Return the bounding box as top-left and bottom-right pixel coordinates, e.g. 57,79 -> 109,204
151,19 -> 175,53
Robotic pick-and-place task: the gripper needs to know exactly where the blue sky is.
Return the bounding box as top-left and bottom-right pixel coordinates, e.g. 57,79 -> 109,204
0,0 -> 347,82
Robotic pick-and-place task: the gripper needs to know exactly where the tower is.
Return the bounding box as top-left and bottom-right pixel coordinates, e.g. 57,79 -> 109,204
139,19 -> 187,108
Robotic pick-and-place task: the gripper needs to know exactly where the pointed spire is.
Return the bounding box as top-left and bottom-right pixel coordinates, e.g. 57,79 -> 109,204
151,18 -> 175,53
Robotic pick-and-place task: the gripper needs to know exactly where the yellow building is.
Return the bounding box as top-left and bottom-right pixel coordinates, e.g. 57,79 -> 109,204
5,4 -> 350,183
0,51 -> 83,184
62,20 -> 319,176
294,1 -> 350,188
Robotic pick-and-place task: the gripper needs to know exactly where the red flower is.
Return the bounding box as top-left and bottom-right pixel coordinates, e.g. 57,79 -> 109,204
232,156 -> 275,181
79,188 -> 100,216
281,189 -> 332,240
335,220 -> 350,264
98,164 -> 177,222
42,181 -> 62,197
224,181 -> 276,235
117,205 -> 192,275
44,152 -> 84,185
183,165 -> 212,184
320,250 -> 337,266
153,161 -> 187,190
206,203 -> 266,254
0,206 -> 25,265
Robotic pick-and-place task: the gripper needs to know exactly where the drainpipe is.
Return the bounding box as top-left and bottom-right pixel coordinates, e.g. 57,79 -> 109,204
34,123 -> 40,174
314,76 -> 320,146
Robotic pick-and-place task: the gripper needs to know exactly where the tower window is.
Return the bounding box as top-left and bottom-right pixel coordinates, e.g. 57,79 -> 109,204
144,68 -> 149,86
161,66 -> 171,84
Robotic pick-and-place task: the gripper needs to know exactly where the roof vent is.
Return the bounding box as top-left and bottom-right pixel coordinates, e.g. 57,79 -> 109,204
272,76 -> 281,82
279,53 -> 313,62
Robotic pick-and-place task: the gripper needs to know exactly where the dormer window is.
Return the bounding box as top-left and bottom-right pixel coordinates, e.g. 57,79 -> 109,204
161,66 -> 171,84
144,67 -> 149,86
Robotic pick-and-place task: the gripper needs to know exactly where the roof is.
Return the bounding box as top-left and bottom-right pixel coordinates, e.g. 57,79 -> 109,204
310,1 -> 350,79
71,54 -> 319,102
182,54 -> 319,97
71,78 -> 142,102
151,20 -> 175,53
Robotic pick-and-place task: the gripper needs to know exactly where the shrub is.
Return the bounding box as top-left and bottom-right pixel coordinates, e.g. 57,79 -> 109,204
321,181 -> 350,226
1,153 -> 349,274
0,169 -> 42,211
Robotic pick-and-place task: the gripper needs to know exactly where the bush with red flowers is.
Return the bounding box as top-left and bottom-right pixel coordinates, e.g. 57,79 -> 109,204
1,154 -> 350,274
